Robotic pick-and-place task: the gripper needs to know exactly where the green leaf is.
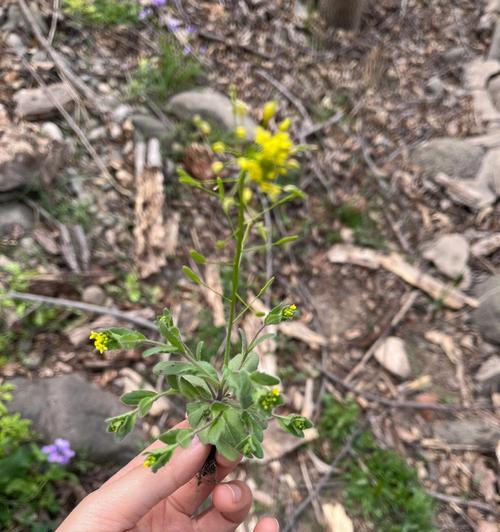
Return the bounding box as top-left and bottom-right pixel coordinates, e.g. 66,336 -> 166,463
236,371 -> 253,410
249,333 -> 276,351
181,375 -> 212,398
223,407 -> 246,447
256,277 -> 274,298
193,361 -> 220,382
159,428 -> 192,447
187,402 -> 210,427
190,250 -> 206,264
277,414 -> 313,438
250,372 -> 280,386
121,390 -> 156,406
238,328 -> 248,354
216,176 -> 225,203
138,396 -> 157,416
228,352 -> 259,372
153,361 -> 194,376
182,265 -> 202,285
178,167 -> 203,189
273,235 -> 298,246
207,416 -> 225,444
107,328 -> 146,348
264,304 -> 284,326
143,346 -> 178,357
195,341 -> 204,360
106,412 -> 137,441
216,439 -> 240,461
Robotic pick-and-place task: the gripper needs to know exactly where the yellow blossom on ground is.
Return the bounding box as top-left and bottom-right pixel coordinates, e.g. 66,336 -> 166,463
278,118 -> 291,131
89,331 -> 110,354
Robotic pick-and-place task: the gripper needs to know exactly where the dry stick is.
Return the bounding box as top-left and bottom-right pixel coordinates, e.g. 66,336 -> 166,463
20,58 -> 131,198
301,110 -> 344,138
345,290 -> 418,383
298,455 -> 324,526
320,367 -> 483,412
426,489 -> 500,516
47,0 -> 60,45
282,427 -> 364,532
5,291 -> 158,332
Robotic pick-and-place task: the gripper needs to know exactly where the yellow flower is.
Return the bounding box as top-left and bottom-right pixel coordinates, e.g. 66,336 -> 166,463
211,161 -> 224,174
262,101 -> 277,125
242,187 -> 253,204
234,99 -> 248,117
144,455 -> 157,468
235,126 -> 247,139
193,115 -> 211,135
212,141 -> 226,154
282,304 -> 297,319
89,331 -> 110,354
278,118 -> 291,131
272,388 -> 280,396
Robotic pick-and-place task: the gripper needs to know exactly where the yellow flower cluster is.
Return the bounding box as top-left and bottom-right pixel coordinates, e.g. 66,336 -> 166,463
89,331 -> 110,354
144,454 -> 157,468
237,108 -> 299,199
282,304 -> 297,320
258,388 -> 281,413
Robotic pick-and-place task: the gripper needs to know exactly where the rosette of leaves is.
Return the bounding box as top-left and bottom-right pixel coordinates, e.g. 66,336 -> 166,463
91,97 -> 313,472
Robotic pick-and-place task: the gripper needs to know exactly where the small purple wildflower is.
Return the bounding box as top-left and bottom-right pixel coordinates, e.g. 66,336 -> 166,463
152,0 -> 167,6
139,8 -> 151,20
41,438 -> 75,465
166,17 -> 182,31
185,25 -> 196,34
183,45 -> 192,56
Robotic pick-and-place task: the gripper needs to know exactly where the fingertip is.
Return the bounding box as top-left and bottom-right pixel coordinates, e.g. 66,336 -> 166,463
254,516 -> 280,532
213,480 -> 252,516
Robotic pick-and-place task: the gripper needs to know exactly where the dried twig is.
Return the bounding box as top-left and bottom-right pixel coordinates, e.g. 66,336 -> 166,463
345,290 -> 418,382
298,455 -> 324,526
47,0 -> 60,45
4,291 -> 157,331
17,0 -> 105,112
320,367 -> 482,412
282,427 -> 364,532
426,490 -> 500,516
301,110 -> 344,139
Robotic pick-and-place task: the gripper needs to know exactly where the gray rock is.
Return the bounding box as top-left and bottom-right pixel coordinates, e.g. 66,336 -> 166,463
41,122 -> 64,142
411,138 -> 485,180
475,275 -> 500,344
374,336 -> 411,379
168,88 -> 257,139
14,83 -> 74,120
475,355 -> 500,394
442,46 -> 467,64
130,114 -> 172,139
112,104 -> 134,124
82,285 -> 106,305
433,419 -> 500,449
88,126 -> 107,141
426,76 -> 445,98
8,374 -> 144,464
0,202 -> 34,236
422,233 -> 470,279
3,4 -> 48,34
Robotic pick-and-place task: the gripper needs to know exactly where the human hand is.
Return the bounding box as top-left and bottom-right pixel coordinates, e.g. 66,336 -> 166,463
57,422 -> 278,532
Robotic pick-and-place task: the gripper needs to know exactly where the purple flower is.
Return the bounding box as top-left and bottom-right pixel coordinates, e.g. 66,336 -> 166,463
41,438 -> 75,465
139,8 -> 151,20
152,0 -> 167,6
166,17 -> 182,31
186,25 -> 196,34
183,45 -> 192,56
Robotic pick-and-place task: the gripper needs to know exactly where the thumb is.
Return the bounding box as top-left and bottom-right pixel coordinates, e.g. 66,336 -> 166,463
58,437 -> 209,532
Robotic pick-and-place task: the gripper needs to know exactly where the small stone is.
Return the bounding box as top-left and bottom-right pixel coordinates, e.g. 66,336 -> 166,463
14,83 -> 74,120
168,88 -> 257,140
442,46 -> 467,64
41,122 -> 64,142
112,104 -> 134,124
414,392 -> 440,421
24,352 -> 43,369
422,233 -> 470,279
425,76 -> 445,98
433,418 -> 500,449
129,114 -> 172,139
474,275 -> 500,345
82,285 -> 106,306
374,336 -> 412,379
88,126 -> 107,141
5,32 -> 26,55
0,202 -> 34,236
8,374 -> 144,464
476,356 -> 500,394
411,138 -> 485,180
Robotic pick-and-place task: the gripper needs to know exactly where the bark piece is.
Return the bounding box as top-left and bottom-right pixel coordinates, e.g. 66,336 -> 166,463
13,83 -> 74,120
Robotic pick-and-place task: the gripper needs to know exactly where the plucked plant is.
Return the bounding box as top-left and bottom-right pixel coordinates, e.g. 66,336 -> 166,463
89,95 -> 313,472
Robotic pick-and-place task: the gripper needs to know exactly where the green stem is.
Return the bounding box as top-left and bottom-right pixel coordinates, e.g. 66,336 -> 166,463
224,171 -> 246,367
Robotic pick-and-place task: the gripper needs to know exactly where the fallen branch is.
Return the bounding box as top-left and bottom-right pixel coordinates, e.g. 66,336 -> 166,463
320,367 -> 481,412
4,291 -> 157,331
426,490 -> 499,516
327,244 -> 479,309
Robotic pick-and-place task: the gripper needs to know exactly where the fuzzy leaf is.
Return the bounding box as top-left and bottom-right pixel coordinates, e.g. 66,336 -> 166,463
121,390 -> 156,406
187,402 -> 210,427
153,361 -> 194,376
182,265 -> 202,285
250,372 -> 280,386
143,346 -> 179,357
189,250 -> 206,265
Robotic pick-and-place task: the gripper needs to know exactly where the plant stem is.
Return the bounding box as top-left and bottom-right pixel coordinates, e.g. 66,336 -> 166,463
224,172 -> 246,367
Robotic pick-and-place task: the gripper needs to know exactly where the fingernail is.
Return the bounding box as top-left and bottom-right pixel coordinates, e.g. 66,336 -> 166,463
227,483 -> 242,502
190,435 -> 202,448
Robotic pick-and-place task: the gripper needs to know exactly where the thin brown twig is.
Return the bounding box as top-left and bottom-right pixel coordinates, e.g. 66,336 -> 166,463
17,0 -> 106,113
282,427 -> 364,532
320,367 -> 484,412
345,290 -> 418,382
47,0 -> 60,45
4,291 -> 158,331
301,110 -> 344,139
426,490 -> 500,516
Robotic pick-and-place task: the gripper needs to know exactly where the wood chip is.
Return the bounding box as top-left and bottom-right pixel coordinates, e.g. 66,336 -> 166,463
322,502 -> 354,532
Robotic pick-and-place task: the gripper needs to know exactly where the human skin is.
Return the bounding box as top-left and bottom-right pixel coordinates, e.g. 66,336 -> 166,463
57,421 -> 279,532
